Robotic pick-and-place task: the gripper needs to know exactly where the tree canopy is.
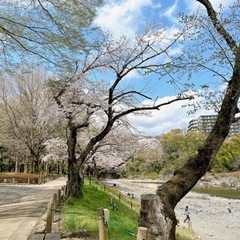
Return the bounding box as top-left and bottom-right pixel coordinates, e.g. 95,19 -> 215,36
0,0 -> 103,71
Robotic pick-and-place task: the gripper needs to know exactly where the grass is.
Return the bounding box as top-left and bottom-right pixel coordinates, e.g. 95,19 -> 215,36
61,181 -> 194,240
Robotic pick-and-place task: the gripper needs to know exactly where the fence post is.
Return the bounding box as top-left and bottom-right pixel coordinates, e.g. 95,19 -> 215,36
61,186 -> 65,201
64,181 -> 68,201
46,203 -> 52,233
137,227 -> 148,240
53,193 -> 57,207
57,189 -> 61,206
98,208 -> 105,240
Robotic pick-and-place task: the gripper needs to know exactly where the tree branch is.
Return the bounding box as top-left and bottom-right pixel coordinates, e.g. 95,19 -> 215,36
113,96 -> 192,122
197,0 -> 237,52
112,91 -> 152,102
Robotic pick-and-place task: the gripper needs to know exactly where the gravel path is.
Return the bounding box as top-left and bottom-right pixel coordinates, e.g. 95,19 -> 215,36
0,185 -> 39,205
0,177 -> 66,240
103,179 -> 240,240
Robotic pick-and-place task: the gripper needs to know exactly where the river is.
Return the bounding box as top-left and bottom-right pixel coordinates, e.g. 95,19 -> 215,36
130,180 -> 240,200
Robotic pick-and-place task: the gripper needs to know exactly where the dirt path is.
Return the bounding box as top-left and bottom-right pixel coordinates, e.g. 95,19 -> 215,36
0,177 -> 66,240
103,179 -> 240,240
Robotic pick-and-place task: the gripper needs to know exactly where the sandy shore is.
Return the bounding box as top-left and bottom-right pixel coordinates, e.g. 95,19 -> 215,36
103,179 -> 240,240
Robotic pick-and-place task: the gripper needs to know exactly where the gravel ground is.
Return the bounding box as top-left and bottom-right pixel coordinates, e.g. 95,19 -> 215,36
0,185 -> 39,205
103,179 -> 240,240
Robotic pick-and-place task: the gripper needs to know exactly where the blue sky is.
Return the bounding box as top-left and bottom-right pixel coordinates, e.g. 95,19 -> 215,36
93,0 -> 236,136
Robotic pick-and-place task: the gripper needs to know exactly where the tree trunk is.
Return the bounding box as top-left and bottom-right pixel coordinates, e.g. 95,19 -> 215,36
24,159 -> 28,173
66,124 -> 84,199
67,161 -> 83,198
15,155 -> 20,173
139,194 -> 176,240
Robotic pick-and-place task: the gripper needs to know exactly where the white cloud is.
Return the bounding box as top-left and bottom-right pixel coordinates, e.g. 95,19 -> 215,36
94,0 -> 154,37
162,0 -> 179,24
128,95 -> 214,136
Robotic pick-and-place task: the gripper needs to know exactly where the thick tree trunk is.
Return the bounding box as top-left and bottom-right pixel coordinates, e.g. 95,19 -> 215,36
66,124 -> 84,199
139,194 -> 176,240
67,161 -> 83,199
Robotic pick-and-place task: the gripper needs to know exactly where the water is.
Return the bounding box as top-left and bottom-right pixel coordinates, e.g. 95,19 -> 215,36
192,185 -> 240,199
134,181 -> 240,200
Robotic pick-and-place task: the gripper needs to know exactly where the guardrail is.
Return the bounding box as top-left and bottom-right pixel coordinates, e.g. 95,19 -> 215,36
96,180 -> 141,212
0,174 -> 60,184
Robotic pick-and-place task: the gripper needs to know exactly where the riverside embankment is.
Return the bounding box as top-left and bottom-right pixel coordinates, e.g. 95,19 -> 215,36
103,178 -> 240,240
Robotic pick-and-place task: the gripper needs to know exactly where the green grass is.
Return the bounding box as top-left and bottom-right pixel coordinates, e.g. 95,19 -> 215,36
61,181 -> 138,239
61,181 -> 194,240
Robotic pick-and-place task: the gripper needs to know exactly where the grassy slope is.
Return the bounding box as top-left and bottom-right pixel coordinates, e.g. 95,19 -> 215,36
61,181 -> 194,240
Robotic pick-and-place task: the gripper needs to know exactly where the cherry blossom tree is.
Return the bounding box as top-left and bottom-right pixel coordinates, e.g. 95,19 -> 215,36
50,28 -> 192,198
83,126 -> 160,179
42,138 -> 68,176
0,65 -> 60,173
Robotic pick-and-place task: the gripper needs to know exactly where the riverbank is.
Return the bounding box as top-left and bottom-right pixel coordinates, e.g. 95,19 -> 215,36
103,179 -> 240,240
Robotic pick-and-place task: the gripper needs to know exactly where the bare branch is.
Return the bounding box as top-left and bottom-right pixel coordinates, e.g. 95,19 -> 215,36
197,0 -> 237,52
112,91 -> 152,102
112,96 -> 192,122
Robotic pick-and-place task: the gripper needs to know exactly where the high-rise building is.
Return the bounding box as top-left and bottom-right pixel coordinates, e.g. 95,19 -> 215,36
188,115 -> 240,136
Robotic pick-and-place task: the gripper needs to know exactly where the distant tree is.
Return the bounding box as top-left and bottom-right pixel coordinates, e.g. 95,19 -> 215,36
139,1 -> 240,239
126,137 -> 163,179
126,149 -> 163,178
213,134 -> 240,172
42,137 -> 68,175
0,65 -> 60,173
83,125 -> 142,179
159,129 -> 206,174
91,133 -> 163,179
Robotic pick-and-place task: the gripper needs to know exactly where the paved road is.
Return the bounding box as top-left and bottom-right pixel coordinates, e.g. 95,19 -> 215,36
0,177 -> 66,240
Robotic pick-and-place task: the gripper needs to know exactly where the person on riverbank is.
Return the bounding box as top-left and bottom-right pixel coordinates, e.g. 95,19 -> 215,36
184,206 -> 190,222
227,202 -> 232,213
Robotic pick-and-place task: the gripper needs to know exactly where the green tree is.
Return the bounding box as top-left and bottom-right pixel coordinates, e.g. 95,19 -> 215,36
159,129 -> 206,173
213,134 -> 240,172
0,0 -> 102,71
127,149 -> 163,179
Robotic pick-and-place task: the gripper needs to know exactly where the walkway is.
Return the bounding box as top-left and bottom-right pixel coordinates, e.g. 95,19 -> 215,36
0,177 -> 66,240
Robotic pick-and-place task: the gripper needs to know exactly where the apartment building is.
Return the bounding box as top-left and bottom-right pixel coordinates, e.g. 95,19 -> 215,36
188,115 -> 240,136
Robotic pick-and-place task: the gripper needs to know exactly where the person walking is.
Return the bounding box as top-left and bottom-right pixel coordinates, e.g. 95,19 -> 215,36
184,206 -> 190,223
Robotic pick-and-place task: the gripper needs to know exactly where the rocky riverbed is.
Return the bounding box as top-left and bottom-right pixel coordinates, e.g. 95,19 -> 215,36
103,178 -> 240,240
